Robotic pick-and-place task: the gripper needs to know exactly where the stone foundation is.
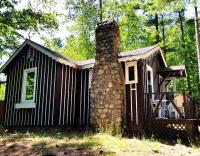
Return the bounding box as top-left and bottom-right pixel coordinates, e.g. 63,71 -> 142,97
90,20 -> 125,132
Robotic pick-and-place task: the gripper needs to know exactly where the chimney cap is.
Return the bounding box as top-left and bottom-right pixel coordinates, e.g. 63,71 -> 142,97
96,19 -> 119,32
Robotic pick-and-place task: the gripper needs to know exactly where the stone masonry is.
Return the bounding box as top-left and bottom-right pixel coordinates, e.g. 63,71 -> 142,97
90,20 -> 125,132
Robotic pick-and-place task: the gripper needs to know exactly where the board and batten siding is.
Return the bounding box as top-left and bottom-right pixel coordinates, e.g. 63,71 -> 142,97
54,64 -> 90,126
3,45 -> 90,127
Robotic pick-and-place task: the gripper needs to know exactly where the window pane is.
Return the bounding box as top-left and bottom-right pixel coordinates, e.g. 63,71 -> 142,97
148,84 -> 152,98
25,71 -> 35,101
26,86 -> 34,100
148,71 -> 151,81
128,66 -> 135,81
27,72 -> 35,86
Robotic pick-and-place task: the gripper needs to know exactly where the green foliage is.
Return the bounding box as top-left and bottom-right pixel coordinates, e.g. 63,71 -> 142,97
0,0 -> 58,57
0,84 -> 5,101
0,0 -> 58,101
1,0 -> 199,101
62,0 -> 98,60
45,0 -> 200,100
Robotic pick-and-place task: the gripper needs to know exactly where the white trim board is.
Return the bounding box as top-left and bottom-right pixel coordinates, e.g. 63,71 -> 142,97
15,103 -> 36,109
146,64 -> 154,100
125,61 -> 138,84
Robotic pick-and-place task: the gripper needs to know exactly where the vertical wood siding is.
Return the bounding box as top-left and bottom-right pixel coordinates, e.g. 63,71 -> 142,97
4,45 -> 90,127
4,46 -> 54,126
55,64 -> 90,126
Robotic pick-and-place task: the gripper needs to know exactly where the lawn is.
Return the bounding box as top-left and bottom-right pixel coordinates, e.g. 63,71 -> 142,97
0,128 -> 200,156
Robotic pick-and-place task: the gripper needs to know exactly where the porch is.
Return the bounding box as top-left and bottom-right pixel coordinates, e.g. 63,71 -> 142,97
145,92 -> 199,139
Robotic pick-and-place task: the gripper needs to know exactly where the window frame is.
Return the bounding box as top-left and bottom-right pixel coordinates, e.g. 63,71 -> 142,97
146,64 -> 154,100
88,69 -> 93,88
15,67 -> 37,109
125,61 -> 138,84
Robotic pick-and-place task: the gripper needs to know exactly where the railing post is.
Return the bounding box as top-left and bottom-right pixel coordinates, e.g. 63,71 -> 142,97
153,93 -> 165,118
183,92 -> 188,119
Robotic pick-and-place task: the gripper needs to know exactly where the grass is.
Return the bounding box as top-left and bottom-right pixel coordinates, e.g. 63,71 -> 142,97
0,128 -> 200,155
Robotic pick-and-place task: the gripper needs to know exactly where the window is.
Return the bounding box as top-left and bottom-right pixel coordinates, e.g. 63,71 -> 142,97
146,65 -> 154,99
16,67 -> 37,109
125,61 -> 138,84
128,66 -> 135,81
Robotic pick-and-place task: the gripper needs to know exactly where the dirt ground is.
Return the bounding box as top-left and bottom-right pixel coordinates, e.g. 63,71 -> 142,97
0,131 -> 200,156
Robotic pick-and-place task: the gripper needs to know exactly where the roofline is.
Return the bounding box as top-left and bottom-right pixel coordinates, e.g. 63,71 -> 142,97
0,39 -> 78,73
0,41 -> 168,72
118,45 -> 159,62
80,45 -> 167,69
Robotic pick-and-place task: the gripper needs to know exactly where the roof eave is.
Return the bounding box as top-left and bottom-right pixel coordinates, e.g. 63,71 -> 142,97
0,40 -> 78,74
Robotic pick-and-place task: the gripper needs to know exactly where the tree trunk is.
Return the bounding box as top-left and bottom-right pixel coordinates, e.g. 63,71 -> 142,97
155,13 -> 159,43
161,14 -> 166,57
194,6 -> 200,82
178,10 -> 192,93
100,0 -> 103,22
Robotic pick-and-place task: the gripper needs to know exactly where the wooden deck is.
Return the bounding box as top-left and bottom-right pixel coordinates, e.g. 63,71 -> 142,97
144,119 -> 198,139
144,92 -> 199,139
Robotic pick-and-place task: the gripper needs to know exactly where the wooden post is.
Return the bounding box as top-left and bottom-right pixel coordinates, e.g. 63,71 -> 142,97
170,99 -> 184,119
147,93 -> 152,119
153,93 -> 165,118
183,92 -> 188,118
99,0 -> 103,22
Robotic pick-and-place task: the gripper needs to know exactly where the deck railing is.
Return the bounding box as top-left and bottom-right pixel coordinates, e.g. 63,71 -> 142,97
145,92 -> 197,120
144,119 -> 198,139
144,92 -> 199,139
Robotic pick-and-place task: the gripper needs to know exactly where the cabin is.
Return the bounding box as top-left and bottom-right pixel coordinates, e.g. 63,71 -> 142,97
0,20 -> 198,138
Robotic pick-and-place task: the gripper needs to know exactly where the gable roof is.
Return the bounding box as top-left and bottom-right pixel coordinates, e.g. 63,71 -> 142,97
0,39 -> 167,72
78,45 -> 167,69
0,39 -> 78,73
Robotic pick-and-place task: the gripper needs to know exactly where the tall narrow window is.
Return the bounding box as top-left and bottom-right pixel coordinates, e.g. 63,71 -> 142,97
21,68 -> 37,103
125,61 -> 138,84
128,66 -> 135,81
146,65 -> 154,99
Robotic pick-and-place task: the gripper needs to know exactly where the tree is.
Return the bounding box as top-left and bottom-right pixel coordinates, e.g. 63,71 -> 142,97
44,0 -> 200,101
194,1 -> 200,82
61,0 -> 99,60
0,0 -> 58,57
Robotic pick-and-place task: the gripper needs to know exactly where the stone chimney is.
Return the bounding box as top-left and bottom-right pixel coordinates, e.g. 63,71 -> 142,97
90,20 -> 125,132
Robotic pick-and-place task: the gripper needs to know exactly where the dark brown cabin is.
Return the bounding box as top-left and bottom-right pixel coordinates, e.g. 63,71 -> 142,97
0,39 -> 185,127
1,20 -> 196,136
0,40 -> 90,127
